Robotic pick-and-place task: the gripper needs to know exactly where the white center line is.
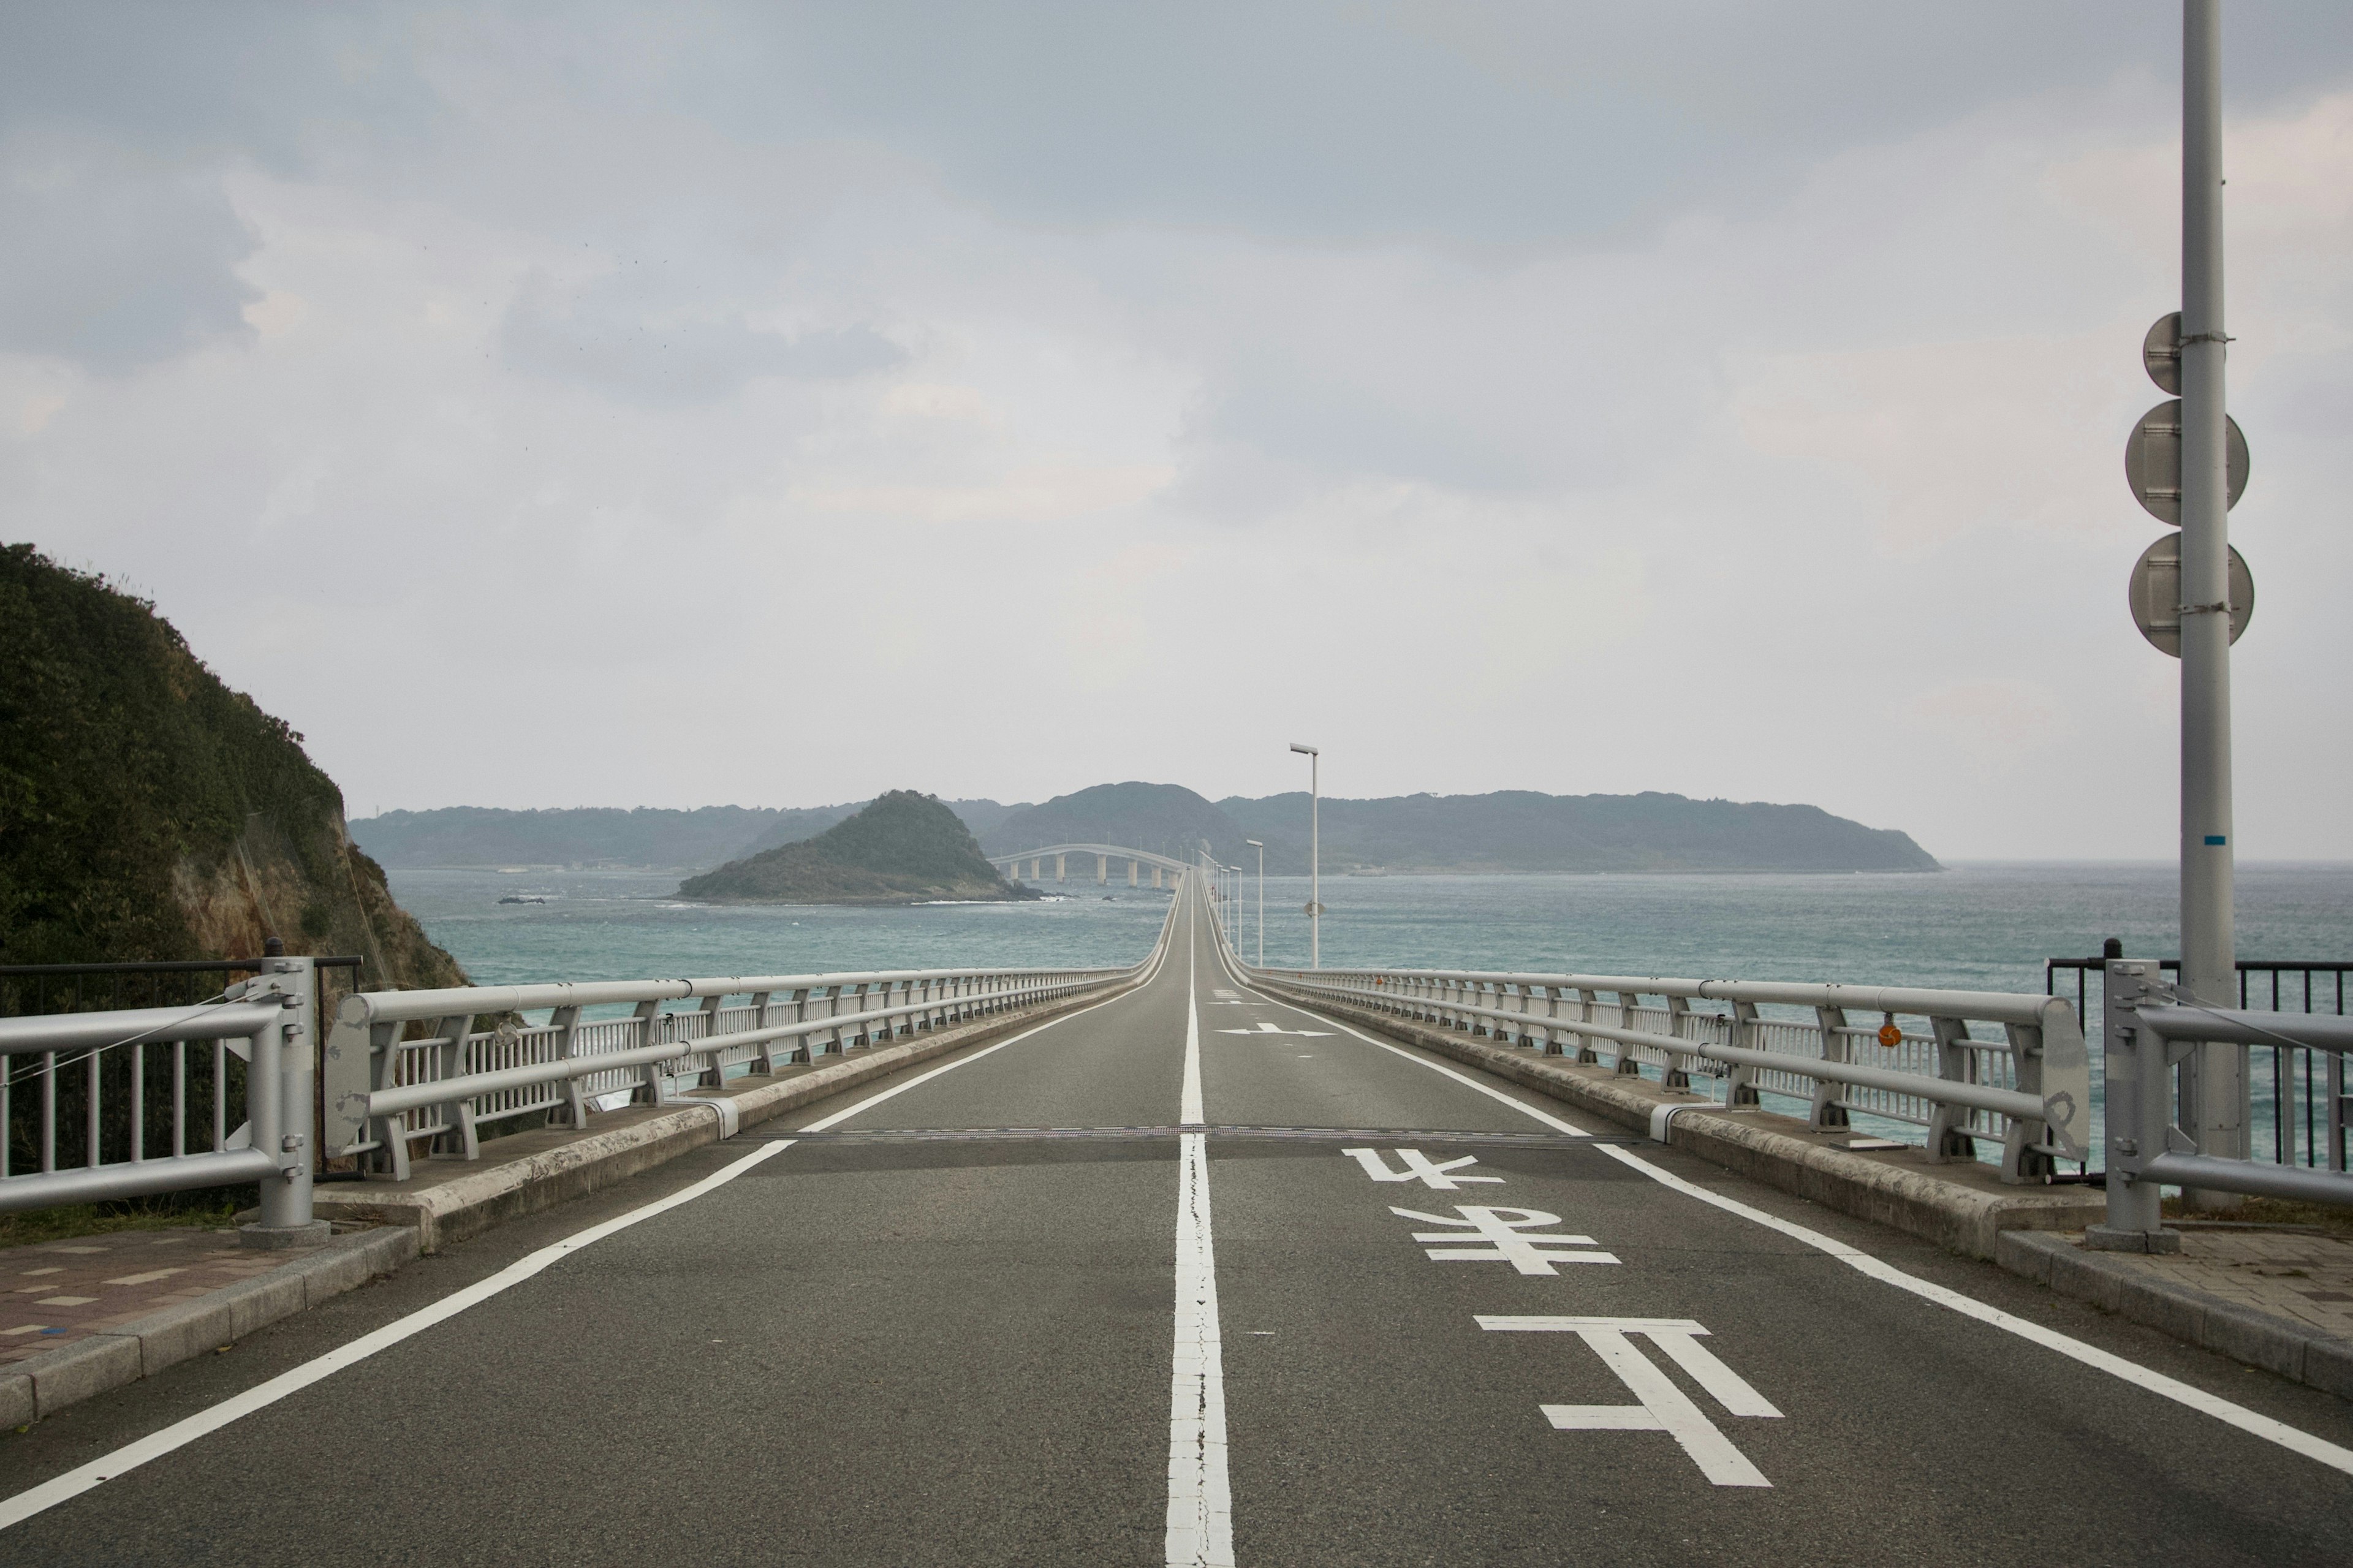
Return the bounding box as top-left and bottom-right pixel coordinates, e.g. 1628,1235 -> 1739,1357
1166,895 -> 1233,1567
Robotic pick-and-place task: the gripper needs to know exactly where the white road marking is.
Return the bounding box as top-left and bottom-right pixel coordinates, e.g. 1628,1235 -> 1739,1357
0,960 -> 1170,1534
1482,1317 -> 1778,1487
1167,898 -> 1233,1567
1221,955 -> 2353,1480
1341,1148 -> 1503,1189
1392,1205 -> 1619,1274
1213,1021 -> 1330,1037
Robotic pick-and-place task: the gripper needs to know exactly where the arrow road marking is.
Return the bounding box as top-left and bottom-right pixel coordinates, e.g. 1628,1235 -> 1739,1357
1213,1021 -> 1332,1037
1390,1205 -> 1620,1274
1341,1148 -> 1504,1189
1481,1317 -> 1780,1488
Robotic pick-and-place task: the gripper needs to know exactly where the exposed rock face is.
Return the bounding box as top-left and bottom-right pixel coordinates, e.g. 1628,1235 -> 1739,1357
678,790 -> 1029,904
0,543 -> 466,989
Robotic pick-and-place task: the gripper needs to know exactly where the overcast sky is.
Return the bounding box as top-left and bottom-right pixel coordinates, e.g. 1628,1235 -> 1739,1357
5,2 -> 2349,859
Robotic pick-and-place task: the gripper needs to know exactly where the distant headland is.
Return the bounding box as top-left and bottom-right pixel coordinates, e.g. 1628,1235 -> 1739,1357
357,782 -> 1938,877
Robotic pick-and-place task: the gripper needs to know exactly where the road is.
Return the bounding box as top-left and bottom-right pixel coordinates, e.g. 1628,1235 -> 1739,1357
2,881 -> 2349,1565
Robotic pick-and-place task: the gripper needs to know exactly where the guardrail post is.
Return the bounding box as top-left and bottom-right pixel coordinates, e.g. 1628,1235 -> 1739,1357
1612,991 -> 1644,1076
631,1000 -> 671,1105
243,955 -> 328,1248
1661,995 -> 1693,1089
1573,988 -> 1601,1064
1809,1006 -> 1852,1130
1724,1002 -> 1760,1105
694,994 -> 726,1084
431,1011 -> 481,1158
1925,1017 -> 1976,1164
547,1006 -> 589,1126
2088,960 -> 2182,1252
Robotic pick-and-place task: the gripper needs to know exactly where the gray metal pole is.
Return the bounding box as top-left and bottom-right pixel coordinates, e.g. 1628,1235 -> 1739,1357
1290,743 -> 1320,968
2178,0 -> 2244,1204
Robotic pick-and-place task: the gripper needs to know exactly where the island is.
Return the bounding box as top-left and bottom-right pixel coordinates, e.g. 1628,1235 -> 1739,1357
675,790 -> 1036,904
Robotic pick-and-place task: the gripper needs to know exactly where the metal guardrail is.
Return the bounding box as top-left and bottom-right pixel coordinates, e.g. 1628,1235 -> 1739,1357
2094,960 -> 2353,1248
1221,931 -> 2091,1183
326,896 -> 1180,1180
2050,953 -> 2350,1173
0,957 -> 319,1236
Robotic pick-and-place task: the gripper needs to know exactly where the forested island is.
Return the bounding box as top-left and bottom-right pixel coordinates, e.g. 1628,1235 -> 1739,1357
675,791 -> 1033,904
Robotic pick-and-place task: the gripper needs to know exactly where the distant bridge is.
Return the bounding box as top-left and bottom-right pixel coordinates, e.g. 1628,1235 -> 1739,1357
990,841 -> 1193,888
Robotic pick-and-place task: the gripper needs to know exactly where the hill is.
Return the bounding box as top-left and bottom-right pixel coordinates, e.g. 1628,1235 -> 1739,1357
351,798 -> 1023,869
677,791 -> 1031,903
982,781 -> 1938,874
0,543 -> 468,985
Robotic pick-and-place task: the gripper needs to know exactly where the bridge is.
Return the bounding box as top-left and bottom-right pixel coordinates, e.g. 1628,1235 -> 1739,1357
991,841 -> 1195,888
0,852 -> 2347,1564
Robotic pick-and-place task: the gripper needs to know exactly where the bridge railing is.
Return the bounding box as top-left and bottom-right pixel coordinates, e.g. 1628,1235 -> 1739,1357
0,957 -> 319,1238
2095,959 -> 2353,1246
325,961 -> 1146,1180
1225,940 -> 2091,1183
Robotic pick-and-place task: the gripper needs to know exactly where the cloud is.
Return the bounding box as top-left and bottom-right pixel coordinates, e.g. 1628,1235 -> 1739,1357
2,6 -> 2350,864
499,271 -> 905,404
0,135 -> 259,371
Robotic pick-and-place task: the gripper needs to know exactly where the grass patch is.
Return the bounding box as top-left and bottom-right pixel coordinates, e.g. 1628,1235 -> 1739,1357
0,1192 -> 246,1250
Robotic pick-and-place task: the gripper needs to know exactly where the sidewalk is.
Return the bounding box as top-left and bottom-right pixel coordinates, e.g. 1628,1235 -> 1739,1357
2,1224 -> 415,1429
1998,1225 -> 2353,1399
4,1227 -> 290,1363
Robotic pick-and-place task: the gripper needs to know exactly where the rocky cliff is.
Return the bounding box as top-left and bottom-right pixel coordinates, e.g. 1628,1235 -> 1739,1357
0,543 -> 466,988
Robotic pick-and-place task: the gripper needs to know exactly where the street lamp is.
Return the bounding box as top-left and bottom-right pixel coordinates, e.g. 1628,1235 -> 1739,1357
1289,743 -> 1320,968
1243,839 -> 1264,968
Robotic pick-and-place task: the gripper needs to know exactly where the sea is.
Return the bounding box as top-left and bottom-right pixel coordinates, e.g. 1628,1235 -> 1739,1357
387,861 -> 2353,998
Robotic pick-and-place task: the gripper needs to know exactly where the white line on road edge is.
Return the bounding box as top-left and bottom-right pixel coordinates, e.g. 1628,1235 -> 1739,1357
1220,954 -> 2353,1480
1167,895 -> 1233,1567
0,963 -> 1169,1534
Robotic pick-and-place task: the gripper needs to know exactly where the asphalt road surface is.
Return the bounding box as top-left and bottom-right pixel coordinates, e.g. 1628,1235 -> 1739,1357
3,882 -> 2349,1566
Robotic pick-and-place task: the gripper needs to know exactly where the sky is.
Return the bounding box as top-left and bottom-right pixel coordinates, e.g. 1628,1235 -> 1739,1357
4,2 -> 2349,861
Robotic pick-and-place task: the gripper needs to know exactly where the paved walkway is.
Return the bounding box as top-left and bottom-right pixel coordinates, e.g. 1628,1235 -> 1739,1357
2,1229 -> 279,1363
2123,1226 -> 2353,1339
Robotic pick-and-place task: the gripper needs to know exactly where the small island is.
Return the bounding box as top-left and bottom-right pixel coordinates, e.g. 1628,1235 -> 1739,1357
675,790 -> 1036,904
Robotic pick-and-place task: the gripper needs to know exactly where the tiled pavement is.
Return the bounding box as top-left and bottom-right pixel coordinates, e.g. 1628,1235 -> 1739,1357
2118,1226 -> 2353,1340
1,1229 -> 284,1363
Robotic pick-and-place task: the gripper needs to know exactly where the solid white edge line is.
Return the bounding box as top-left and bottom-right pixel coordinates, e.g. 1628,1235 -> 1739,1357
1167,885 -> 1233,1567
1220,950 -> 2353,1480
0,930 -> 1178,1534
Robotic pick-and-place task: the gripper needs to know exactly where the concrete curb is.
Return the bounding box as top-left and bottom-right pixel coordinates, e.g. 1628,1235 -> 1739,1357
1995,1229 -> 2353,1399
1255,983 -> 2101,1260
313,982 -> 1137,1253
0,1225 -> 417,1431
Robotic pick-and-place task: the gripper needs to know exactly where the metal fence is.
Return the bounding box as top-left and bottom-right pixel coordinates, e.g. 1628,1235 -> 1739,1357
2050,955 -> 2351,1172
1227,941 -> 2091,1183
327,929 -> 1170,1181
2094,959 -> 2353,1246
0,957 -> 318,1232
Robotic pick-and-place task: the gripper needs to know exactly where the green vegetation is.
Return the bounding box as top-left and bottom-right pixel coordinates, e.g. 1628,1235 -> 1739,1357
0,542 -> 465,982
980,780 -> 1941,874
678,790 -> 1030,904
0,1194 -> 245,1251
349,798 -> 1025,869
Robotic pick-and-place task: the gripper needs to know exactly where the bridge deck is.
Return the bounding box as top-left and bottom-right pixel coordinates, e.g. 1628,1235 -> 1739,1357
2,885 -> 2348,1564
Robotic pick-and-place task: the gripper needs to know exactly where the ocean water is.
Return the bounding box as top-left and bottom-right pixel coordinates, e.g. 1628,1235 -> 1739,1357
388,861 -> 2353,999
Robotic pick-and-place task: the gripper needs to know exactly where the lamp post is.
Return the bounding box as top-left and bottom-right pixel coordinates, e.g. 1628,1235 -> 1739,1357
1289,743 -> 1320,968
1244,839 -> 1264,968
